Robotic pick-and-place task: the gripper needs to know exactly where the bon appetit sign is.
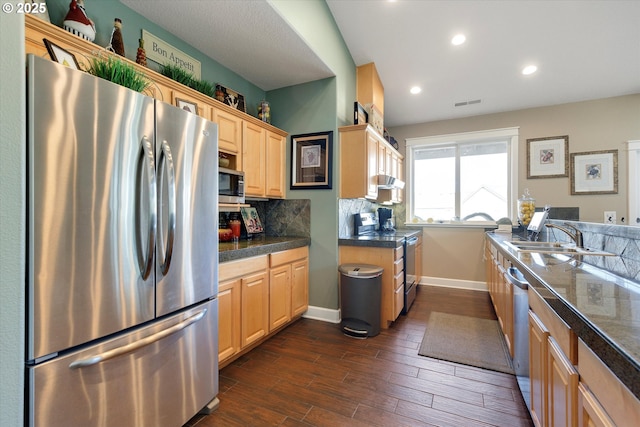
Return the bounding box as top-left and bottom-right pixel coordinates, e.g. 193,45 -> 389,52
142,30 -> 201,79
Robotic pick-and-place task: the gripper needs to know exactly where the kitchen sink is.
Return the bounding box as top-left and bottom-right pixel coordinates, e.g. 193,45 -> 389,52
504,240 -> 616,256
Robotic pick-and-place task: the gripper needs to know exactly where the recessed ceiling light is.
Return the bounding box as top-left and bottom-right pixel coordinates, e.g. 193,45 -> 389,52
451,34 -> 466,46
522,65 -> 538,75
410,86 -> 422,95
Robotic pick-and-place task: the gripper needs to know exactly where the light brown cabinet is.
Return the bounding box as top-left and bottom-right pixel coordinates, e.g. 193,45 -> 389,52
243,122 -> 286,198
339,244 -> 404,328
218,247 -> 309,367
486,242 -> 514,357
339,124 -> 403,202
269,246 -> 309,332
213,107 -> 242,169
529,310 -> 550,427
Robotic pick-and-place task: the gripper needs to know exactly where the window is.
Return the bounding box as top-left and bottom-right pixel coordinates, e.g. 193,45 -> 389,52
406,127 -> 519,224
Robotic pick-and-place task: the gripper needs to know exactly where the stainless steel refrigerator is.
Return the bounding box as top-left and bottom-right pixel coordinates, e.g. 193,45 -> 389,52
26,54 -> 219,427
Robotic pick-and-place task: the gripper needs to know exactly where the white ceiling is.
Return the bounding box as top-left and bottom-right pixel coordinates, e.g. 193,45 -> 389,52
122,0 -> 640,127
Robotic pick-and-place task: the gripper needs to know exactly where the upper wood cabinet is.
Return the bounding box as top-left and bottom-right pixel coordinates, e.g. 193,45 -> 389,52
339,124 -> 403,202
213,107 -> 242,165
265,131 -> 286,198
357,62 -> 384,116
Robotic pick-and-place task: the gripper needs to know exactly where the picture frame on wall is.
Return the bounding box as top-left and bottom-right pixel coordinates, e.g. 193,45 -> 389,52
43,38 -> 80,70
526,135 -> 569,178
175,98 -> 198,115
571,149 -> 618,195
354,102 -> 368,125
215,84 -> 246,112
290,131 -> 333,190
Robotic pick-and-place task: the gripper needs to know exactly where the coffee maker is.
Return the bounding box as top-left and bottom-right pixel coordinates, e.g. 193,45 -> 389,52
377,208 -> 394,232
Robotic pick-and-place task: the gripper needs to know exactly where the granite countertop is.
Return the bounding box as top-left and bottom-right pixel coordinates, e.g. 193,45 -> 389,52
219,235 -> 311,263
338,229 -> 421,248
486,231 -> 640,399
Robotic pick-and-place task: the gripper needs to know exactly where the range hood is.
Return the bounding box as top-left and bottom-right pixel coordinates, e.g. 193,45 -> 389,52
377,174 -> 405,190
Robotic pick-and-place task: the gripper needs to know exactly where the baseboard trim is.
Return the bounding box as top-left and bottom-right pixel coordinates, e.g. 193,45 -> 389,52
303,278 -> 487,325
303,305 -> 341,324
418,276 -> 488,292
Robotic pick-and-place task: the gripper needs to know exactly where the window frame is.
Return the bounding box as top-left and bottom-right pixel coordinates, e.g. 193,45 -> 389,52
406,127 -> 519,226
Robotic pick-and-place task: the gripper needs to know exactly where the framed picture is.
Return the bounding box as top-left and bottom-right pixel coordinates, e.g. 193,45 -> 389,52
526,135 -> 569,178
215,84 -> 246,112
43,38 -> 80,70
291,131 -> 333,190
366,104 -> 384,135
175,98 -> 198,115
240,207 -> 263,234
354,102 -> 368,125
571,149 -> 618,195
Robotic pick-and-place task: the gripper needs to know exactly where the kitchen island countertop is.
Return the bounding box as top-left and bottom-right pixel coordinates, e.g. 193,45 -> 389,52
486,231 -> 640,399
219,235 -> 310,263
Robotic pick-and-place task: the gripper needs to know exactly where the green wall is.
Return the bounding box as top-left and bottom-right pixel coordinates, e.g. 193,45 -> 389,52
268,0 -> 356,310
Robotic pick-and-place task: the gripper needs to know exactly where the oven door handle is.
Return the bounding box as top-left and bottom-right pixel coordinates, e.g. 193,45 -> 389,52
406,237 -> 418,246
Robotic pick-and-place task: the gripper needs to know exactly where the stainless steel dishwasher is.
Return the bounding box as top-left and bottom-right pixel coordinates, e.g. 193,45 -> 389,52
505,266 -> 531,409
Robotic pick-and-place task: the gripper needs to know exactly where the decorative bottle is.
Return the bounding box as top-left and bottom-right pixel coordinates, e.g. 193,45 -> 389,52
518,188 -> 535,227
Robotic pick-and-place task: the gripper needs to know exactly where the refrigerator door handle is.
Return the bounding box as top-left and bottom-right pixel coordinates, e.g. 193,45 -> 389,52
138,136 -> 157,281
68,308 -> 208,369
158,139 -> 176,275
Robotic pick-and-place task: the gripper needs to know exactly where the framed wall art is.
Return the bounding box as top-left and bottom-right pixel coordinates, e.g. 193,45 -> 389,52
43,38 -> 80,70
571,149 -> 618,195
290,131 -> 333,190
526,135 -> 569,178
354,102 -> 368,125
175,98 -> 198,115
215,84 -> 246,112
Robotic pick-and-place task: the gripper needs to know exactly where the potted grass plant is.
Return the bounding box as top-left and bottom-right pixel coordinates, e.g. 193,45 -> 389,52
87,53 -> 151,93
159,63 -> 215,98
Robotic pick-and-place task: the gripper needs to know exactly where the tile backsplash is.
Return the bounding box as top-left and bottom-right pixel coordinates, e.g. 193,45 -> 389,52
542,220 -> 640,282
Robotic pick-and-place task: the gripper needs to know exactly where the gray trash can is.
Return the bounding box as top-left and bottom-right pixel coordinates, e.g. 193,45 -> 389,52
339,263 -> 383,338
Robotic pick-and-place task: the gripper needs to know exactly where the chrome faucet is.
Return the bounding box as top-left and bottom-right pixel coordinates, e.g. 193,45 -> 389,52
545,223 -> 584,248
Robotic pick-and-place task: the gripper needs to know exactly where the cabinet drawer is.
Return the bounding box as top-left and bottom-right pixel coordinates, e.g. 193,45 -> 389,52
393,282 -> 404,319
219,255 -> 268,282
394,258 -> 403,276
270,246 -> 308,267
528,286 -> 577,363
394,245 -> 403,261
578,339 -> 640,427
394,271 -> 404,291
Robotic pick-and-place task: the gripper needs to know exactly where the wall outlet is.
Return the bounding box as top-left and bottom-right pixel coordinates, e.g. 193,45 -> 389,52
604,211 -> 617,224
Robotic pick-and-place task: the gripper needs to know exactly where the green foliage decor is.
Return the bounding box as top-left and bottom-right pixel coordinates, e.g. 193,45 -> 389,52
159,63 -> 215,98
87,53 -> 151,93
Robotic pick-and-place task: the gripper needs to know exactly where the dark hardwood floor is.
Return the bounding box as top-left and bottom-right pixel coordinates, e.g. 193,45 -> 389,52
185,285 -> 533,427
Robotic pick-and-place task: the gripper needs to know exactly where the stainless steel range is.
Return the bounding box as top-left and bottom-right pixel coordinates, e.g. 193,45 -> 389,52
353,212 -> 417,314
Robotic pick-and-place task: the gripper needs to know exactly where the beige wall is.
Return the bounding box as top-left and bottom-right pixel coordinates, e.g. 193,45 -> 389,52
391,94 -> 640,224
392,94 -> 640,283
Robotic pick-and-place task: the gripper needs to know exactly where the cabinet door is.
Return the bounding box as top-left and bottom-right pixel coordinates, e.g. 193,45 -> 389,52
269,265 -> 291,332
548,336 -> 579,427
578,383 -> 615,427
529,310 -> 550,427
265,131 -> 286,198
218,279 -> 241,363
213,108 -> 242,160
243,121 -> 266,197
291,258 -> 309,317
415,240 -> 422,285
241,270 -> 269,347
366,132 -> 378,199
378,143 -> 387,175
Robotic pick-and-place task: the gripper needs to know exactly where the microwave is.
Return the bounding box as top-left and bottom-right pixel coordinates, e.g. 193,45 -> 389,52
219,167 -> 245,203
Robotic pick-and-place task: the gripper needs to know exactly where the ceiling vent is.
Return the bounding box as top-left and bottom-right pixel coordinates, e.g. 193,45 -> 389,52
455,99 -> 482,107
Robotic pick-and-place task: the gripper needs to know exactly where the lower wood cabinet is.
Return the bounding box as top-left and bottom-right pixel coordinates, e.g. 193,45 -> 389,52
339,244 -> 404,328
529,310 -> 550,427
218,247 -> 309,367
548,336 -> 579,427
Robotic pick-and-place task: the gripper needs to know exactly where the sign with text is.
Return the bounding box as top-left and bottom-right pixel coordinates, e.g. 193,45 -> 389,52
142,30 -> 201,79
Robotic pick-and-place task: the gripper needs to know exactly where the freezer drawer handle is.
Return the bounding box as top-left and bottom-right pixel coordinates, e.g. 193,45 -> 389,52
68,308 -> 207,369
